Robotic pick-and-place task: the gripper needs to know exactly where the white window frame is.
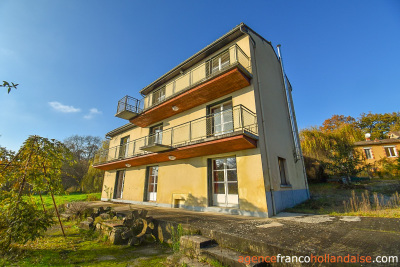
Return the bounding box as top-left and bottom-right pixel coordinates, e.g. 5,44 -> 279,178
384,146 -> 398,158
363,147 -> 373,159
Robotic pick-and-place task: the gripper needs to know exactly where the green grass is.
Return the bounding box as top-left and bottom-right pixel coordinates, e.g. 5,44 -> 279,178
27,193 -> 101,209
287,180 -> 400,217
1,220 -> 172,266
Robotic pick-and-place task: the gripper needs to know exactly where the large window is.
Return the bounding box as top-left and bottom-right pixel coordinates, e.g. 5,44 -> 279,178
384,146 -> 397,158
211,157 -> 238,207
206,49 -> 230,77
209,101 -> 233,136
363,148 -> 373,159
149,124 -> 163,145
152,86 -> 166,105
114,170 -> 125,199
119,136 -> 130,158
146,166 -> 158,201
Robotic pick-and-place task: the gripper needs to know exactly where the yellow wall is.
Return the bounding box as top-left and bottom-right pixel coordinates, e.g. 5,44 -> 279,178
103,148 -> 267,213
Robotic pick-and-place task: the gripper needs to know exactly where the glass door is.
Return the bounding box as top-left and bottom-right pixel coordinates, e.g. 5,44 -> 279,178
114,170 -> 125,199
119,136 -> 129,158
149,124 -> 163,145
211,50 -> 230,74
147,166 -> 158,201
210,101 -> 233,136
212,157 -> 238,208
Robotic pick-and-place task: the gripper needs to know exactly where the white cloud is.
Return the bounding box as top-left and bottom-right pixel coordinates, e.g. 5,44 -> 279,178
84,108 -> 102,119
48,101 -> 81,113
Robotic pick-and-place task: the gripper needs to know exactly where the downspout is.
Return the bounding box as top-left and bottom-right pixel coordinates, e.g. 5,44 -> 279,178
240,25 -> 276,216
276,45 -> 310,199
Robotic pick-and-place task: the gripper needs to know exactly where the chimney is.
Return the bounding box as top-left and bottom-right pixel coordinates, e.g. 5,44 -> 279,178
365,133 -> 371,141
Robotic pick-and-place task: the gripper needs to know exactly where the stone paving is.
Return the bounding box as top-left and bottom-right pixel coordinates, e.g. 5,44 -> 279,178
87,201 -> 400,259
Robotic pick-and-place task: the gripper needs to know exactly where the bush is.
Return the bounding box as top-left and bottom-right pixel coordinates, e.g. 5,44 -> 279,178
65,202 -> 93,220
0,192 -> 54,253
373,158 -> 400,179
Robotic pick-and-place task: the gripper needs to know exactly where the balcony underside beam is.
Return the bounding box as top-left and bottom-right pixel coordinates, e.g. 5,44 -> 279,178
93,134 -> 257,171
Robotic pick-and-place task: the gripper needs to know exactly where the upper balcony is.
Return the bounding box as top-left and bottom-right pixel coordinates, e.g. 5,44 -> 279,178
94,105 -> 258,171
115,45 -> 252,127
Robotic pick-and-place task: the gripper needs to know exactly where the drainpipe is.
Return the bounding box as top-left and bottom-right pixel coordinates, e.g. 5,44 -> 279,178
276,45 -> 310,199
240,25 -> 276,216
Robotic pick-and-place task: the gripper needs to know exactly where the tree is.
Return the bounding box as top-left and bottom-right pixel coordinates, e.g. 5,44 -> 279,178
0,136 -> 72,252
357,112 -> 400,139
62,135 -> 103,192
320,115 -> 355,133
1,81 -> 18,94
325,133 -> 365,182
81,140 -> 108,193
301,124 -> 364,181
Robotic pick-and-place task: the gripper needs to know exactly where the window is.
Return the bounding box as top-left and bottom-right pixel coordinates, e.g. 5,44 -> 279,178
146,166 -> 158,201
211,157 -> 238,207
206,49 -> 230,77
152,86 -> 166,105
278,157 -> 289,185
209,101 -> 233,136
384,146 -> 397,158
149,124 -> 163,145
114,170 -> 125,199
363,148 -> 373,159
119,136 -> 130,158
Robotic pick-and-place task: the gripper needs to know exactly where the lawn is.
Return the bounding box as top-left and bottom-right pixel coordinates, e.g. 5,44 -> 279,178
287,180 -> 400,217
1,220 -> 172,266
28,192 -> 101,210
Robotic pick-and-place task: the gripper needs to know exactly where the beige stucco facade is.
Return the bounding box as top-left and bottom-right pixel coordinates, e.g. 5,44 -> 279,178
96,23 -> 309,217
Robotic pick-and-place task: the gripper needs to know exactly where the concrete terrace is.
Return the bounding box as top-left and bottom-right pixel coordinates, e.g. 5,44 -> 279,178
88,201 -> 400,260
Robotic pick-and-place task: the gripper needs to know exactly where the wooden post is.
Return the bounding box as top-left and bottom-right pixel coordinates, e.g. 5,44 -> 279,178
39,192 -> 47,213
43,163 -> 65,237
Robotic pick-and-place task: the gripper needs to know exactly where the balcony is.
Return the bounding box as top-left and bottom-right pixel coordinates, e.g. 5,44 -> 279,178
115,45 -> 252,127
94,105 -> 258,171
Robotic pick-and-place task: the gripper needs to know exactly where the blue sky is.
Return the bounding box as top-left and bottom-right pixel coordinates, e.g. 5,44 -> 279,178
1,0 -> 399,151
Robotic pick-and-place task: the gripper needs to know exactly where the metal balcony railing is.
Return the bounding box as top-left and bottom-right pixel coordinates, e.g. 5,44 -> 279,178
115,44 -> 252,118
94,105 -> 258,165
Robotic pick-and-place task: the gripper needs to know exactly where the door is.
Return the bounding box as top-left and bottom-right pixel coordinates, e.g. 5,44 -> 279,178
147,166 -> 158,201
210,50 -> 230,74
114,170 -> 125,199
119,136 -> 129,158
212,157 -> 238,207
210,101 -> 233,136
149,124 -> 163,145
152,86 -> 166,105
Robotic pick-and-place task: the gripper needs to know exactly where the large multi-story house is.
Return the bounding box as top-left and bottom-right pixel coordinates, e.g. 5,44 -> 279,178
93,23 -> 309,217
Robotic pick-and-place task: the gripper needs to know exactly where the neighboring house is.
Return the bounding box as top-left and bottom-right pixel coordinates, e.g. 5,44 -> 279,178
93,23 -> 309,217
354,132 -> 400,164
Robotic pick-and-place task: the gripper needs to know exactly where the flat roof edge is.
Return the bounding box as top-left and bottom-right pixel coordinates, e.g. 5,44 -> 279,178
106,123 -> 136,138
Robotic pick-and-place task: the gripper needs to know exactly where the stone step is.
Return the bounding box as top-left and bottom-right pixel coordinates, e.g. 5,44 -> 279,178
180,235 -> 268,267
180,235 -> 215,254
201,246 -> 267,267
